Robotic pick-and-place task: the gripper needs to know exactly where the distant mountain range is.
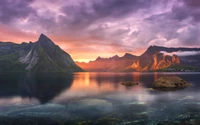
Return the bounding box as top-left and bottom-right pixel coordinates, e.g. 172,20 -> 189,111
76,53 -> 137,72
1,34 -> 200,72
76,45 -> 200,72
0,34 -> 83,72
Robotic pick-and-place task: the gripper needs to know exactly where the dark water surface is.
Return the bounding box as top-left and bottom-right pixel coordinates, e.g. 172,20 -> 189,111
0,72 -> 200,125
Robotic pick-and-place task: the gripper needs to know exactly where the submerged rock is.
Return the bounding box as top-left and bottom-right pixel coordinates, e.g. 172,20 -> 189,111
153,76 -> 192,89
121,81 -> 139,86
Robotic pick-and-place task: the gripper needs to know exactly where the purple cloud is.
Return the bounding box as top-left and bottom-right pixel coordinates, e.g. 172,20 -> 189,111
0,0 -> 200,61
0,0 -> 35,23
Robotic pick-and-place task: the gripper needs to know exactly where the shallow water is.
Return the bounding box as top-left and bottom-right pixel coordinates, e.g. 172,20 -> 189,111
0,72 -> 200,125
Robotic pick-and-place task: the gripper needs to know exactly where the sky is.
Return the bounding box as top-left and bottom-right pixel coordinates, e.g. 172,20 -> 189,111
0,0 -> 200,62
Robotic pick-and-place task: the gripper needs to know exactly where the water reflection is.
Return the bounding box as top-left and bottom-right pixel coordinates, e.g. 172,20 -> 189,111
67,72 -> 200,91
54,72 -> 200,103
0,72 -> 73,104
53,72 -> 200,125
0,72 -> 200,124
1,72 -> 200,104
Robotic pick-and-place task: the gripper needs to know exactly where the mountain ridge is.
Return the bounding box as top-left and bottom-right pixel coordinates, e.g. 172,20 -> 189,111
1,36 -> 200,72
0,34 -> 83,72
76,53 -> 137,71
76,45 -> 200,72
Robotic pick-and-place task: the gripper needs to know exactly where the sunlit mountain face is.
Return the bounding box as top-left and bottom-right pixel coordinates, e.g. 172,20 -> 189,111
0,0 -> 200,62
76,46 -> 200,72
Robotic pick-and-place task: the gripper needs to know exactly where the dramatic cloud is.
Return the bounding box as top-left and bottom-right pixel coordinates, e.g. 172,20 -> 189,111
171,0 -> 200,22
60,0 -> 153,26
183,0 -> 200,8
0,0 -> 200,62
0,0 -> 35,23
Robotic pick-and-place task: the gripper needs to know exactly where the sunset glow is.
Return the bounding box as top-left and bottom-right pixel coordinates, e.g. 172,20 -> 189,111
0,0 -> 200,62
1,1 -> 200,124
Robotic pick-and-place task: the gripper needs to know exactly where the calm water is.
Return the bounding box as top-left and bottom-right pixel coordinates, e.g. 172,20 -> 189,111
0,72 -> 200,125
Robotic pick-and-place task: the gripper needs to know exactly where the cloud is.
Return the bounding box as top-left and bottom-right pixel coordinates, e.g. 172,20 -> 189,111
183,0 -> 200,8
60,0 -> 153,27
171,0 -> 200,22
142,0 -> 200,48
0,0 -> 200,61
161,51 -> 200,56
177,24 -> 200,46
0,0 -> 35,23
27,0 -> 160,54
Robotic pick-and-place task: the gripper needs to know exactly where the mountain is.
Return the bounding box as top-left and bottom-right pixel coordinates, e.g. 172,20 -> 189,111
128,45 -> 200,71
0,34 -> 83,72
76,45 -> 200,72
76,53 -> 137,71
128,52 -> 181,71
1,36 -> 200,72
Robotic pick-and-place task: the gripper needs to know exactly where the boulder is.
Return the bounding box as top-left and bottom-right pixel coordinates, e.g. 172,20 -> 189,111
153,76 -> 192,88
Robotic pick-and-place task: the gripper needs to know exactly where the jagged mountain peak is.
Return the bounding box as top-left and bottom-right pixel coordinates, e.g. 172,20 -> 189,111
76,53 -> 137,71
123,53 -> 137,58
146,45 -> 159,52
96,56 -> 102,61
110,55 -> 119,59
142,45 -> 166,57
124,53 -> 132,56
39,33 -> 48,39
38,33 -> 55,47
95,55 -> 120,61
76,45 -> 200,72
6,34 -> 84,72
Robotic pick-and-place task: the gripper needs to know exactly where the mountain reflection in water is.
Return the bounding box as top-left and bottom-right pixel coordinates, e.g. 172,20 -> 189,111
0,72 -> 200,125
0,72 -> 73,104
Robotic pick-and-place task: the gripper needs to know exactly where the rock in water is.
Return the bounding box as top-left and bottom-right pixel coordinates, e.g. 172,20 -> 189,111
153,76 -> 192,88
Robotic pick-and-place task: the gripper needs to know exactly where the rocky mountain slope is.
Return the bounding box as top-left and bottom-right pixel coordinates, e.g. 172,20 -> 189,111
127,46 -> 182,71
129,52 -> 181,71
76,53 -> 137,71
76,45 -> 200,72
0,34 -> 83,72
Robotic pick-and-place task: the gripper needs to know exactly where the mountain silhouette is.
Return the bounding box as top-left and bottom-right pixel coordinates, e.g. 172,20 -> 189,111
0,34 -> 83,72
